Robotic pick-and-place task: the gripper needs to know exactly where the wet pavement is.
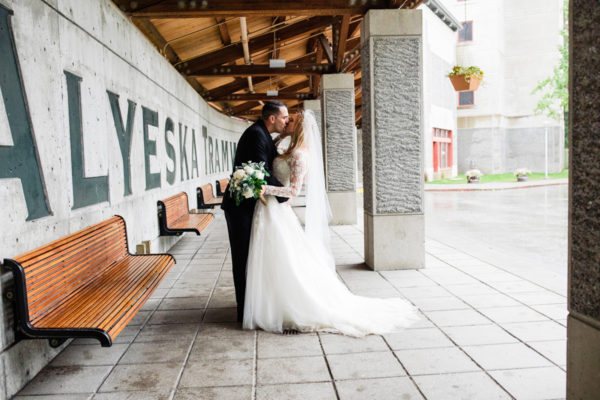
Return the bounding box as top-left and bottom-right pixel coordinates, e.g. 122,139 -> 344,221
13,185 -> 568,400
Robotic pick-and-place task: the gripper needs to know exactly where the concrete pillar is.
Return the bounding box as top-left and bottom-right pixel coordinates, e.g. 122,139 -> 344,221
361,9 -> 424,270
320,74 -> 357,225
567,2 -> 600,398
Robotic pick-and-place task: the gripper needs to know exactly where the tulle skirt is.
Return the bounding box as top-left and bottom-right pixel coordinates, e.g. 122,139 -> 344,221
243,196 -> 419,336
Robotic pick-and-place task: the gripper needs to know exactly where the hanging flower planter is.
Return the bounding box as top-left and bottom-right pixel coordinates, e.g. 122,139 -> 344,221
448,66 -> 484,92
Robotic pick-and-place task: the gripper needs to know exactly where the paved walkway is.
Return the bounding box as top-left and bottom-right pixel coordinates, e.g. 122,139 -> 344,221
13,206 -> 567,399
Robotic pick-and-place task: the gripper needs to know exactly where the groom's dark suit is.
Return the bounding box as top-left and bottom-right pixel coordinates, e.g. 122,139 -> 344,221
222,119 -> 287,322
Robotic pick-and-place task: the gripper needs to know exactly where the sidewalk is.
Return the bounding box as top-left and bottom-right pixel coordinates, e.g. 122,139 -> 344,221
425,178 -> 568,192
13,213 -> 567,400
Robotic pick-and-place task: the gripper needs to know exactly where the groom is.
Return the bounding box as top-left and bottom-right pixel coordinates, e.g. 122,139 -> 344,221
221,100 -> 290,322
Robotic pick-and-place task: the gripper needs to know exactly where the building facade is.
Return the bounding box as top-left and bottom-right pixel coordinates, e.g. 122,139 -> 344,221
447,0 -> 565,175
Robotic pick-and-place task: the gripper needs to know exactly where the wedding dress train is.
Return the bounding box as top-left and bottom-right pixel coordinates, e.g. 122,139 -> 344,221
243,151 -> 418,336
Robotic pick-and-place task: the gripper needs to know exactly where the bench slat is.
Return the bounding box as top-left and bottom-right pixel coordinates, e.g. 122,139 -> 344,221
158,192 -> 213,236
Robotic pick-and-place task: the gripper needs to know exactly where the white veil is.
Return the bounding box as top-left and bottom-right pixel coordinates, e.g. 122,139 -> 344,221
302,110 -> 336,270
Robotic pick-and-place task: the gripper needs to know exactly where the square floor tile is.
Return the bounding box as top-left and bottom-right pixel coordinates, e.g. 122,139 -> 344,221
509,291 -> 567,306
119,341 -> 190,364
14,396 -> 91,400
174,386 -> 251,400
148,309 -> 204,325
135,323 -> 198,343
257,356 -> 330,385
188,333 -> 254,361
203,307 -> 238,322
410,296 -> 470,311
384,327 -> 454,350
413,371 -> 511,400
257,382 -> 336,400
179,358 -> 253,387
463,343 -> 553,370
319,333 -> 388,354
19,366 -> 112,395
528,340 -> 566,366
99,363 -> 180,392
397,286 -> 452,299
395,347 -> 480,375
502,321 -> 566,342
50,344 -> 128,366
258,332 -> 322,358
530,304 -> 568,320
459,294 -> 521,308
93,390 -> 171,399
489,366 -> 566,400
158,296 -> 208,310
327,352 -> 405,380
479,306 -> 549,324
442,324 -> 518,346
425,309 -> 491,327
336,377 -> 423,400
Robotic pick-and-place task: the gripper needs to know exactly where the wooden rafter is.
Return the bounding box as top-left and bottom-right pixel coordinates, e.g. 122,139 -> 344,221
176,16 -> 333,74
317,34 -> 333,64
191,63 -> 335,77
228,101 -> 262,116
116,0 -> 403,17
332,15 -> 350,72
215,17 -> 231,45
214,93 -> 314,101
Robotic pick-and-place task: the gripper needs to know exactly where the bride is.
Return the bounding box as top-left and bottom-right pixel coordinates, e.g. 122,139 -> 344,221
243,110 -> 418,336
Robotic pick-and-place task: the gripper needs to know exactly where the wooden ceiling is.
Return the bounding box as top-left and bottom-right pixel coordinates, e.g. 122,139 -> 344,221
112,0 -> 424,126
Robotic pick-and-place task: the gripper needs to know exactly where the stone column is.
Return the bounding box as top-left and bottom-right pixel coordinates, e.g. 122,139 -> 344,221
361,9 -> 424,270
567,2 -> 600,398
320,74 -> 357,225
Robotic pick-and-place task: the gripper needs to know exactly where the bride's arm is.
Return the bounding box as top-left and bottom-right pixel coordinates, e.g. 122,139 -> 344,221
263,151 -> 307,199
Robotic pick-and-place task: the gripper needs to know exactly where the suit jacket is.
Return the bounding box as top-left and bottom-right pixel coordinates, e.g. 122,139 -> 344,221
221,120 -> 287,213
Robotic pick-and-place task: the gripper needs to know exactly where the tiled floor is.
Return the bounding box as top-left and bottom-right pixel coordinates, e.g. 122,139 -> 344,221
14,213 -> 567,400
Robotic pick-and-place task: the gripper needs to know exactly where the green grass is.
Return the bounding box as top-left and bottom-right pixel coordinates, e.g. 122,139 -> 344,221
427,169 -> 569,184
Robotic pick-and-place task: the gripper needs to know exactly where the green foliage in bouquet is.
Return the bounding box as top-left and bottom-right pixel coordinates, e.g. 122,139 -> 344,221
229,161 -> 270,206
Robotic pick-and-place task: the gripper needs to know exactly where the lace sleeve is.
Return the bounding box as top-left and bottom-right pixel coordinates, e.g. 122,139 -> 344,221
264,151 -> 307,199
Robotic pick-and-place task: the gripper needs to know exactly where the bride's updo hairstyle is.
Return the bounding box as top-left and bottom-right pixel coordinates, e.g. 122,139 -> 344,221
281,111 -> 305,159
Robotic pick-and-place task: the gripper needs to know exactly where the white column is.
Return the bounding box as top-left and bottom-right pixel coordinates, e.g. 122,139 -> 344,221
320,74 -> 357,225
361,9 -> 424,270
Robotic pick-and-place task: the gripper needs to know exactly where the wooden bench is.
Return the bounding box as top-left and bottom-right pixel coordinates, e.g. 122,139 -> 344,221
197,183 -> 223,209
2,216 -> 174,347
157,192 -> 214,236
215,178 -> 229,197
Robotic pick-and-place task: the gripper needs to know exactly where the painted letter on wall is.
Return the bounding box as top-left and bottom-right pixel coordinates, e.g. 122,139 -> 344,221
142,106 -> 160,190
107,91 -> 136,196
65,71 -> 109,209
0,6 -> 51,220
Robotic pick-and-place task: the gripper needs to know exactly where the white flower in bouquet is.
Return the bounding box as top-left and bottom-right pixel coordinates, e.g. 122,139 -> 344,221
243,187 -> 254,198
233,169 -> 246,180
243,165 -> 254,174
255,171 -> 265,180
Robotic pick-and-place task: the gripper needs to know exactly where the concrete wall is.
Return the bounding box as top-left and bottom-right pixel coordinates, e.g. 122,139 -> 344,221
420,2 -> 457,181
0,0 -> 246,397
457,126 -> 564,174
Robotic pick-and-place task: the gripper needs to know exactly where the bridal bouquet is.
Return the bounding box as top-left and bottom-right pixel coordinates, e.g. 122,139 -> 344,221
229,161 -> 270,206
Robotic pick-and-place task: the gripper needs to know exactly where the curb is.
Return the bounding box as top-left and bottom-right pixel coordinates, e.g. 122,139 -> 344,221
425,180 -> 568,192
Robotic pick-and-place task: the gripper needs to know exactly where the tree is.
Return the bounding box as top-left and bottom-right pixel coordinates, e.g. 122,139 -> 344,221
532,0 -> 568,143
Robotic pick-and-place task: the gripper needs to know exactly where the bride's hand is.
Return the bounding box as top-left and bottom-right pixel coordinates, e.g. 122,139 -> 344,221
259,185 -> 267,205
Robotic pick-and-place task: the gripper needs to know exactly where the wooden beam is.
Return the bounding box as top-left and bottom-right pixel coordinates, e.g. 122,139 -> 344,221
215,17 -> 231,45
131,17 -> 181,64
116,0 -> 398,17
176,16 -> 333,75
332,15 -> 350,71
317,34 -> 333,64
214,92 -> 314,101
191,63 -> 335,77
229,101 -> 262,115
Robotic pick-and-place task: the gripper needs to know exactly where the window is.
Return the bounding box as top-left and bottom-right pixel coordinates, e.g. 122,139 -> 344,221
458,21 -> 473,42
459,91 -> 474,106
432,128 -> 453,172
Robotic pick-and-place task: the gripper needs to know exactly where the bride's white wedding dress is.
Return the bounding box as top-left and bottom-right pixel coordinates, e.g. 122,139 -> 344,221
243,149 -> 419,336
